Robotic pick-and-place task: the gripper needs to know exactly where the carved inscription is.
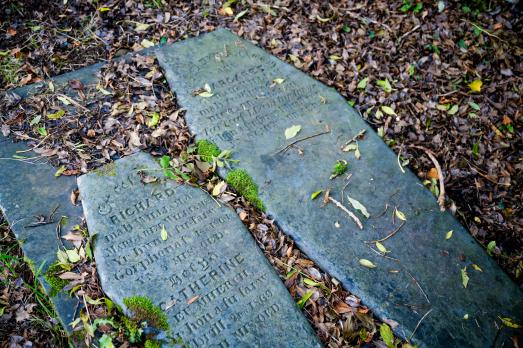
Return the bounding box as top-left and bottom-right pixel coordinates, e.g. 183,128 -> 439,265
78,153 -> 319,347
160,41 -> 324,147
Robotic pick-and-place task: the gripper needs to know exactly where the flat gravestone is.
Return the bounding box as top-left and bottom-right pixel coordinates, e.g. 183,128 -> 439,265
0,134 -> 82,330
77,152 -> 320,347
157,29 -> 522,346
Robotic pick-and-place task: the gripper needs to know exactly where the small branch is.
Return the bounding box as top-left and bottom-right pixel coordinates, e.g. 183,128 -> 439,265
327,196 -> 363,230
364,221 -> 406,244
409,308 -> 433,341
276,127 -> 331,154
463,20 -> 506,43
409,145 -> 445,211
397,24 -> 420,46
341,129 -> 366,149
340,173 -> 353,204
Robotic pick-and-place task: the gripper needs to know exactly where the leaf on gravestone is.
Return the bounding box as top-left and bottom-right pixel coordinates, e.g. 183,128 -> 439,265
273,78 -> 285,84
487,240 -> 496,255
359,259 -> 376,268
66,249 -> 81,263
48,109 -> 65,120
471,264 -> 482,272
461,267 -> 469,288
140,39 -> 155,48
376,79 -> 392,93
468,79 -> 482,92
380,323 -> 395,348
160,225 -> 168,241
135,22 -> 150,32
347,196 -> 370,218
187,295 -> 200,305
343,143 -> 358,152
381,105 -> 396,115
285,125 -> 302,139
212,181 -> 227,196
499,316 -> 522,329
463,314 -> 469,320
357,77 -> 368,89
311,190 -> 323,200
445,230 -> 453,240
376,242 -> 389,253
395,208 -> 406,221
355,147 -> 361,160
448,104 -> 459,115
55,166 -> 66,177
197,83 -> 213,97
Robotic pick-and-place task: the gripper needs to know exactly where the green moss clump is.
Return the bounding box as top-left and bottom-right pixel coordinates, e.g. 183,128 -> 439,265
122,316 -> 142,343
44,261 -> 68,297
196,139 -> 221,163
144,339 -> 161,348
123,296 -> 169,331
332,160 -> 348,176
226,169 -> 265,211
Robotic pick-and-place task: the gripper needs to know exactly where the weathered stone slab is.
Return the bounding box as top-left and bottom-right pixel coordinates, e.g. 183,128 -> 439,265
157,29 -> 523,346
0,134 -> 83,330
77,152 -> 320,347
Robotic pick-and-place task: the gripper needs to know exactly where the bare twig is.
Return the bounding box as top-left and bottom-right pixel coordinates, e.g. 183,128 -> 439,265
397,24 -> 421,45
409,308 -> 433,341
276,127 -> 331,154
340,174 -> 353,204
327,196 -> 363,230
404,268 -> 430,304
409,145 -> 445,211
364,221 -> 406,243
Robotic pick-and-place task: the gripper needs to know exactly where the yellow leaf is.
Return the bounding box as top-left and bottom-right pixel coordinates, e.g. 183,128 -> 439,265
135,23 -> 150,32
99,7 -> 110,12
375,242 -> 388,253
48,109 -> 65,120
284,125 -> 301,139
273,78 -> 285,84
395,208 -> 406,221
499,316 -> 522,329
445,230 -> 453,240
160,225 -> 168,241
359,259 -> 376,268
468,79 -> 482,92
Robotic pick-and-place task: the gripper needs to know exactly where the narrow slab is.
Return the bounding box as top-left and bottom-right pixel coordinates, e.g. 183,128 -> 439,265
0,135 -> 83,330
157,29 -> 523,346
77,152 -> 320,347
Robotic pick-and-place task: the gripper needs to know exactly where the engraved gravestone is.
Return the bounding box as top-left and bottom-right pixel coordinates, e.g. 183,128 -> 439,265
77,152 -> 320,347
157,29 -> 523,346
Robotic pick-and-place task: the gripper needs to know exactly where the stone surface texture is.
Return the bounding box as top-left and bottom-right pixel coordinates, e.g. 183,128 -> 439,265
0,134 -> 83,330
157,29 -> 522,347
77,152 -> 320,348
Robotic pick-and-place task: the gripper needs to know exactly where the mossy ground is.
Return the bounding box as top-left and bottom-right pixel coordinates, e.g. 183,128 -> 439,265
196,139 -> 221,162
226,168 -> 265,211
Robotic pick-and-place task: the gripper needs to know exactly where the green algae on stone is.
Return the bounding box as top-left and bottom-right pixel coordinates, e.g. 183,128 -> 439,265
226,168 -> 265,211
196,139 -> 221,163
123,296 -> 169,331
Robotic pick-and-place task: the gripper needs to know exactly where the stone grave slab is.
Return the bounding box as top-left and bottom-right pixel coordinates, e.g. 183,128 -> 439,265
0,134 -> 83,330
77,152 -> 320,347
156,29 -> 523,346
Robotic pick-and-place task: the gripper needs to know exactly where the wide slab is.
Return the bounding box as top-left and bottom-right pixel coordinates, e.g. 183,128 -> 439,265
157,29 -> 522,346
0,135 -> 83,330
77,152 -> 320,347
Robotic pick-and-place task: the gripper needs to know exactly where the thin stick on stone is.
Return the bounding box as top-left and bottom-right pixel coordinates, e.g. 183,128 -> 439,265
341,129 -> 366,149
364,221 -> 406,244
409,145 -> 445,211
276,127 -> 331,154
340,173 -> 353,204
327,196 -> 363,230
408,308 -> 433,341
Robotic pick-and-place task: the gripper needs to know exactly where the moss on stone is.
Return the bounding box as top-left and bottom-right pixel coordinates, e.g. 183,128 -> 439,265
226,168 -> 265,211
44,261 -> 68,297
144,339 -> 161,348
196,139 -> 221,163
332,160 -> 348,176
123,296 -> 169,331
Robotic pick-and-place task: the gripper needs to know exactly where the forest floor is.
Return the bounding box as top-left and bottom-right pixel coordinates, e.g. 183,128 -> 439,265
0,0 -> 522,347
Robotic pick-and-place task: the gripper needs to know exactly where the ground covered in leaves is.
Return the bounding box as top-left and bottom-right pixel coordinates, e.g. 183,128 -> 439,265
0,0 -> 522,346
